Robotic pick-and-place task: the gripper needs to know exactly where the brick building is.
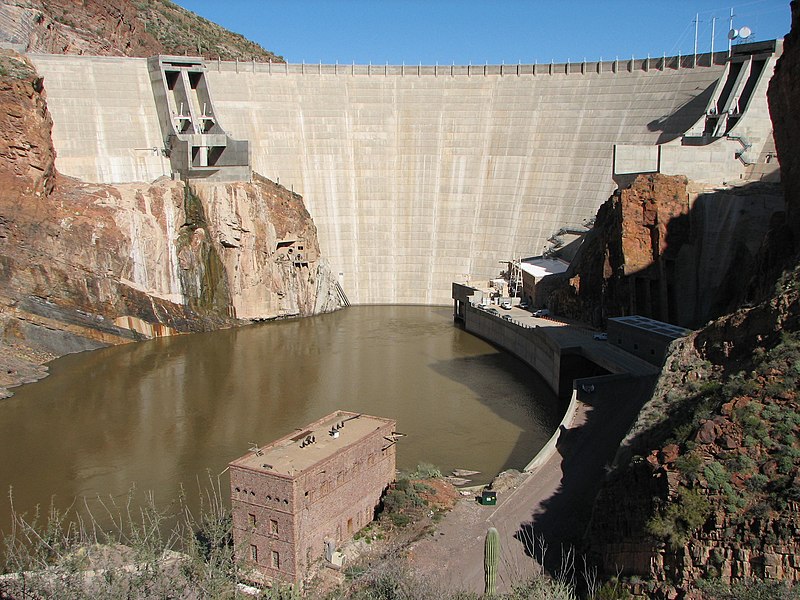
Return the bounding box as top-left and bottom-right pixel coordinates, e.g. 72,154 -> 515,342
229,411 -> 397,583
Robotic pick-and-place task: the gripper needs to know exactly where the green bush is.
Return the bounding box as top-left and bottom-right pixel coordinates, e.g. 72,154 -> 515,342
726,452 -> 755,474
389,512 -> 411,528
697,578 -> 798,600
704,462 -> 729,490
646,487 -> 711,549
596,577 -> 632,599
747,473 -> 769,492
675,452 -> 703,480
410,463 -> 442,479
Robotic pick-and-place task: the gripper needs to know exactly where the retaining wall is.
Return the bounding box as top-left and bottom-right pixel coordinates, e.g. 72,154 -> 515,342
461,303 -> 561,394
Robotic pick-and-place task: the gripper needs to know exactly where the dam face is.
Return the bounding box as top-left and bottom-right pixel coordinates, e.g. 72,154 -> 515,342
31,55 -> 729,305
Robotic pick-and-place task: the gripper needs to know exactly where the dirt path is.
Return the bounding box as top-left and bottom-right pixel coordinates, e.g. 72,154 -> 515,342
407,375 -> 655,595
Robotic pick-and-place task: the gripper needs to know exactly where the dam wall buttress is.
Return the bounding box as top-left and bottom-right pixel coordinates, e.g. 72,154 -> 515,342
30,54 -> 171,183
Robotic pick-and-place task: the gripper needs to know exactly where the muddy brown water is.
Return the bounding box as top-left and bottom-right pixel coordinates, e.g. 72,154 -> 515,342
0,305 -> 561,536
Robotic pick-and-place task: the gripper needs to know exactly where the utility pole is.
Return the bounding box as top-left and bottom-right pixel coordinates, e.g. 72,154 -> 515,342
728,8 -> 735,56
711,16 -> 716,57
694,13 -> 699,65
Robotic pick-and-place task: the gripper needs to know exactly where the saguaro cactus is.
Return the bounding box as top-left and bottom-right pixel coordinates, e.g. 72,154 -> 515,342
484,526 -> 499,596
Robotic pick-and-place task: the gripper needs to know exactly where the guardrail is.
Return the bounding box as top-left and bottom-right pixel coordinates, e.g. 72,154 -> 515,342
213,50 -> 728,77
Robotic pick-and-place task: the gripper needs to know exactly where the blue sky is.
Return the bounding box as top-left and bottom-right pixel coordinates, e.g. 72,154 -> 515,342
172,0 -> 792,65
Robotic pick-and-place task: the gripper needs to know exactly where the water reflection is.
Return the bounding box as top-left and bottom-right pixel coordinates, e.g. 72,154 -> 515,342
0,306 -> 560,534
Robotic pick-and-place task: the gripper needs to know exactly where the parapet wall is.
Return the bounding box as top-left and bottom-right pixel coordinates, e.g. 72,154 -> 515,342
32,53 -> 728,305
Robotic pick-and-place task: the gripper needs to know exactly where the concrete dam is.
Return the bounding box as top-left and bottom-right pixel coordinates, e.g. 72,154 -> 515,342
30,45 -> 779,305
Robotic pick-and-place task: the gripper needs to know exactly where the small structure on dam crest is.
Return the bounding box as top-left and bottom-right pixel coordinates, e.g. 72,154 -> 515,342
229,411 -> 397,583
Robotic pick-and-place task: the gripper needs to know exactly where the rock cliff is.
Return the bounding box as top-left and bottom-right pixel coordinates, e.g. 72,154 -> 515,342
0,50 -> 338,397
542,174 -> 783,329
585,3 -> 800,596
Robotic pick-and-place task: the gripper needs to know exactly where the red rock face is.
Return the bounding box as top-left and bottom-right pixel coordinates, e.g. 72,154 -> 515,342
0,51 -> 336,397
618,173 -> 690,274
0,52 -> 55,196
544,171 -> 783,328
544,173 -> 691,326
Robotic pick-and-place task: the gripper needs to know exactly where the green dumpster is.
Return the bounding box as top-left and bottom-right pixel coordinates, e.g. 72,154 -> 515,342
479,490 -> 497,506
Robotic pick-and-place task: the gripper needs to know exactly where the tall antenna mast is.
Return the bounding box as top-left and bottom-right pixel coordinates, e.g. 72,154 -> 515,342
711,16 -> 716,56
728,8 -> 735,56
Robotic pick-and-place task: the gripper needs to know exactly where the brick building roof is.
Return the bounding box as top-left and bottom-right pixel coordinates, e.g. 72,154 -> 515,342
230,411 -> 394,477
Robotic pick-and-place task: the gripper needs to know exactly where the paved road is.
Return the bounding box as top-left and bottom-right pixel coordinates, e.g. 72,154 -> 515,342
408,374 -> 655,595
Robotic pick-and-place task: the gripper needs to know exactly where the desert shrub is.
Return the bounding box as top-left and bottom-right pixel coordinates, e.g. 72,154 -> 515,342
506,577 -> 578,600
646,488 -> 711,549
704,462 -> 729,490
1,480 -> 242,599
748,501 -> 772,519
697,578 -> 798,600
747,473 -> 769,492
409,463 -> 442,479
596,577 -> 632,599
675,452 -> 704,481
379,477 -> 428,528
719,482 -> 747,513
725,452 -> 755,474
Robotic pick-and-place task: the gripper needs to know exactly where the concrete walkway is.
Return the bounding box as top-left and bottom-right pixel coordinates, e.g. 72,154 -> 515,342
499,306 -> 660,378
408,374 -> 655,595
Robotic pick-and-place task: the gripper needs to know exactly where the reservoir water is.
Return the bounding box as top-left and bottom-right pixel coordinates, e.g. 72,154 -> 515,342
0,305 -> 562,534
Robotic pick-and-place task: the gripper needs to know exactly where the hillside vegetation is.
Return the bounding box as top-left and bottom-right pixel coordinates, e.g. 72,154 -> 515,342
585,3 -> 800,596
0,0 -> 283,61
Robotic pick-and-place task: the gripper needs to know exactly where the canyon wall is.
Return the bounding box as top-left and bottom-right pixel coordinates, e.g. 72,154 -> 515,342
585,5 -> 800,595
0,0 -> 282,61
0,50 -> 338,397
541,174 -> 784,329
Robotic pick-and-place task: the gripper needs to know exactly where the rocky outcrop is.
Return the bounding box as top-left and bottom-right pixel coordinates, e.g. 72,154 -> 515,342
585,4 -> 800,596
586,266 -> 800,596
542,174 -> 783,329
0,0 -> 283,61
0,51 -> 338,397
0,50 -> 54,195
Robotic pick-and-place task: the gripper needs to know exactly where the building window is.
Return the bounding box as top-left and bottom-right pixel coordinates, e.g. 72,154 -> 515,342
250,544 -> 258,562
271,550 -> 280,569
270,519 -> 278,535
249,513 -> 256,527
347,518 -> 353,535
